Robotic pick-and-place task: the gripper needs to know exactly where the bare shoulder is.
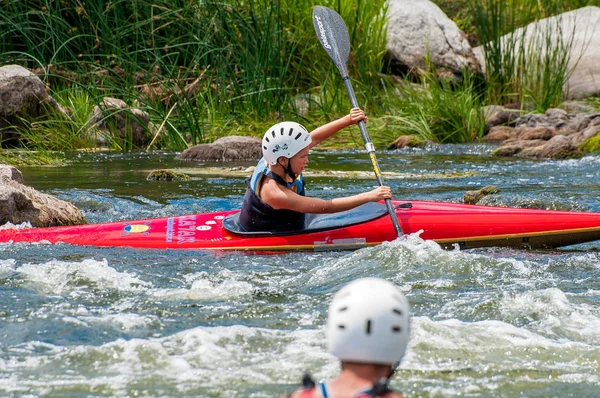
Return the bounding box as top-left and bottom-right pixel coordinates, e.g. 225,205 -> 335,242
259,179 -> 289,208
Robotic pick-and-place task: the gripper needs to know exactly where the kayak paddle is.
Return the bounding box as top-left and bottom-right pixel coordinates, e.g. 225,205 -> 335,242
312,5 -> 403,238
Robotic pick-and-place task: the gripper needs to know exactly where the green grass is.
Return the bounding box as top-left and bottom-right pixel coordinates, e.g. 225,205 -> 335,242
380,69 -> 486,144
0,149 -> 65,166
0,0 -> 393,151
15,89 -> 96,151
0,0 -> 598,158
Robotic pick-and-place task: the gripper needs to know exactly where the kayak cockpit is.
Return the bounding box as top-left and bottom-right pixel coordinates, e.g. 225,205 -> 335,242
222,202 -> 389,236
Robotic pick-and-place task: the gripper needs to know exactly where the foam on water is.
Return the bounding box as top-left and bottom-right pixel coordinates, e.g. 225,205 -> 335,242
499,288 -> 600,344
0,221 -> 32,230
0,258 -> 16,277
151,278 -> 253,301
3,177 -> 600,396
16,258 -> 150,295
0,324 -> 332,396
4,308 -> 599,397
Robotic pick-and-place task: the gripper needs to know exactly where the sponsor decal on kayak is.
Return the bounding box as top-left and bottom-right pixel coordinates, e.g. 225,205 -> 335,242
122,222 -> 150,236
165,215 -> 197,244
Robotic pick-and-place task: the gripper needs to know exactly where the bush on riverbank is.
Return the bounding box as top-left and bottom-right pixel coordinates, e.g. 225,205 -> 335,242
0,0 -> 598,154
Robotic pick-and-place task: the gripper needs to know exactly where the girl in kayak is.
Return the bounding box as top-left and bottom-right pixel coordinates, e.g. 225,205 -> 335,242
286,277 -> 410,398
239,108 -> 392,232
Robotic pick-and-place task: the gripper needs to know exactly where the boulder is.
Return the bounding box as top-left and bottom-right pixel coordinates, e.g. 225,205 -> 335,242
482,105 -> 522,133
464,185 -> 500,205
484,126 -> 515,143
387,135 -> 426,149
517,126 -> 556,141
386,0 -> 481,77
87,97 -> 153,148
178,136 -> 262,162
0,164 -> 85,227
520,134 -> 582,159
147,169 -> 190,181
0,65 -> 69,146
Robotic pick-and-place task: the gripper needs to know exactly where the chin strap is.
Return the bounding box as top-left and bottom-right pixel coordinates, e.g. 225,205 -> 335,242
284,160 -> 296,181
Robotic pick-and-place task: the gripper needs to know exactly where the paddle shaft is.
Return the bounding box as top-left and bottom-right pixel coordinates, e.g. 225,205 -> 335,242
313,5 -> 403,237
342,76 -> 403,238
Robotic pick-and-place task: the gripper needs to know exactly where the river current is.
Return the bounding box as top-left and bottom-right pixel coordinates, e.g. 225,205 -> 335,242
1,145 -> 600,397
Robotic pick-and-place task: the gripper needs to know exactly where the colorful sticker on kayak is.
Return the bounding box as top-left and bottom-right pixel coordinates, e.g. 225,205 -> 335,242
165,215 -> 198,244
122,222 -> 151,236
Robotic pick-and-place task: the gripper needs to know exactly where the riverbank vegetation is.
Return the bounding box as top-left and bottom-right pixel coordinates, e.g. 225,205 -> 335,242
0,0 -> 598,155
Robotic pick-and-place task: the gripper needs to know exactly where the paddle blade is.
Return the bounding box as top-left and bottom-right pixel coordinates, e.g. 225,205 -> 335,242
313,6 -> 350,77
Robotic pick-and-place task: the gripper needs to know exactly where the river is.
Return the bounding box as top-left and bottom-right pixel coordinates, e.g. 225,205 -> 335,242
1,145 -> 600,397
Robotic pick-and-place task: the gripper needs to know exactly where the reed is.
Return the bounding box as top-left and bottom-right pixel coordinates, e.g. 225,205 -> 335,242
381,69 -> 485,144
470,0 -> 579,110
0,0 -> 389,150
15,89 -> 96,151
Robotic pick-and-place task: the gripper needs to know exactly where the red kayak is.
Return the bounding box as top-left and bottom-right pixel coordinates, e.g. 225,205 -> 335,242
1,200 -> 600,251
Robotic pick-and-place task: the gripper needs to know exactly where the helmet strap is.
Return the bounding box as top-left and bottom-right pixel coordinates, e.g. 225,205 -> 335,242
285,162 -> 297,181
279,158 -> 296,181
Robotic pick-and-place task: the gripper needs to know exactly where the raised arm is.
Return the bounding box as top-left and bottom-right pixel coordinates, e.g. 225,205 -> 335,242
308,108 -> 367,148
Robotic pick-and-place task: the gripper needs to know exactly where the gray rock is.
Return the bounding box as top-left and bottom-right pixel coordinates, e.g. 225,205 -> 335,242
517,126 -> 555,141
492,145 -> 523,157
387,135 -> 426,149
0,65 -> 48,116
0,65 -> 60,145
178,136 -> 262,162
0,164 -> 85,227
482,105 -> 522,132
488,111 -> 600,159
464,185 -> 500,205
571,123 -> 600,146
520,134 -> 582,159
484,126 -> 516,143
87,97 -> 153,148
386,0 -> 481,77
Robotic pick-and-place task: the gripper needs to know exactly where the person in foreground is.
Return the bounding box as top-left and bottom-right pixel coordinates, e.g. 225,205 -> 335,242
238,108 -> 392,232
287,277 -> 411,398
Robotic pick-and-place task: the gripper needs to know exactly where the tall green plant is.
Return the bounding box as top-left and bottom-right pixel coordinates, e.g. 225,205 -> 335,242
390,70 -> 485,143
520,15 -> 576,111
470,0 -> 578,110
0,0 -> 390,150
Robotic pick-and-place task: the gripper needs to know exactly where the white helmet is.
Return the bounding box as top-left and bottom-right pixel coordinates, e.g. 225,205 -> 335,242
262,122 -> 312,165
326,278 -> 410,365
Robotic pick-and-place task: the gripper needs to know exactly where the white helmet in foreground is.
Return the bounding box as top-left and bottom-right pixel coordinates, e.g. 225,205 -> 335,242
262,122 -> 311,165
326,277 -> 410,365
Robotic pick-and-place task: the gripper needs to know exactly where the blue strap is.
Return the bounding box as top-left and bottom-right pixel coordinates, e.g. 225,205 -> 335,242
318,381 -> 380,397
319,381 -> 329,397
250,157 -> 304,194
